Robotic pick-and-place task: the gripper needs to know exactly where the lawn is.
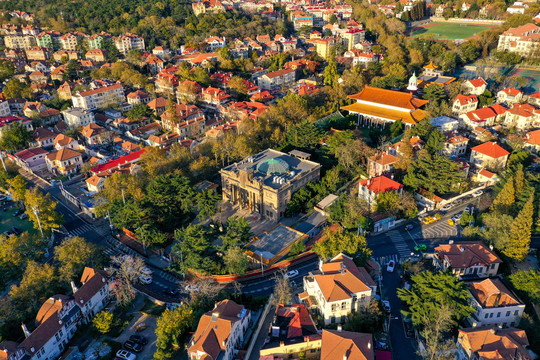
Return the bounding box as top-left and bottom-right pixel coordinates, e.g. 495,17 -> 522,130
412,23 -> 491,40
0,202 -> 39,236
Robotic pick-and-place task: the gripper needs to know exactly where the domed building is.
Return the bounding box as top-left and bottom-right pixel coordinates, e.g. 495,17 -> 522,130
220,149 -> 321,220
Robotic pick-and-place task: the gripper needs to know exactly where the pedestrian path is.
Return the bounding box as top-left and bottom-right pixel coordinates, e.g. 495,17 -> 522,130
67,224 -> 94,237
386,230 -> 413,258
373,254 -> 399,266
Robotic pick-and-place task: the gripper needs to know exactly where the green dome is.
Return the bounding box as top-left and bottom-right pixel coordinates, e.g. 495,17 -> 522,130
256,158 -> 290,175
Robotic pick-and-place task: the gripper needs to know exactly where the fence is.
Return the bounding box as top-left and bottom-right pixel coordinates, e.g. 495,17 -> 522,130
430,16 -> 504,25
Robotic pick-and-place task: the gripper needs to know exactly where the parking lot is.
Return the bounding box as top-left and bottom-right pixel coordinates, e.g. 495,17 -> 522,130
115,312 -> 158,360
0,199 -> 38,237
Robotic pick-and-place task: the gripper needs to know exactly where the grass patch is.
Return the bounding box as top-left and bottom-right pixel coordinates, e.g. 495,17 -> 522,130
0,204 -> 38,235
141,299 -> 166,317
412,23 -> 491,40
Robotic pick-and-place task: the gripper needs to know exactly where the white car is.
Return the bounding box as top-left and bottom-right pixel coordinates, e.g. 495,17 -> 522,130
141,267 -> 152,275
442,204 -> 452,211
285,270 -> 299,279
386,260 -> 396,273
472,189 -> 483,197
116,350 -> 136,360
382,300 -> 391,312
122,255 -> 133,262
185,284 -> 199,292
139,276 -> 152,284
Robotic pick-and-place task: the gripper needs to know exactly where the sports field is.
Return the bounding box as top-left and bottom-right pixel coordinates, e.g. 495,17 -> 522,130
411,23 -> 492,40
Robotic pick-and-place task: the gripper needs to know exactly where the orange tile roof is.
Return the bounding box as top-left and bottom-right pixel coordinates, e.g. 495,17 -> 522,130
341,102 -> 427,125
466,278 -> 521,308
454,94 -> 478,106
76,83 -> 122,97
435,241 -> 502,269
188,300 -> 247,360
321,330 -> 374,360
148,97 -> 167,109
471,142 -> 509,159
499,87 -> 522,96
458,327 -> 529,360
370,152 -> 398,165
54,133 -> 76,147
314,260 -> 373,302
347,86 -> 429,111
478,169 -> 495,179
525,129 -> 540,145
507,103 -> 539,118
264,68 -> 295,79
359,175 -> 403,194
467,78 -> 487,88
46,148 -> 82,162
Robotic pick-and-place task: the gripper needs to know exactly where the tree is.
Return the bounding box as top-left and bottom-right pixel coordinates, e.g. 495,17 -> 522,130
224,246 -> 248,275
126,104 -> 153,121
7,175 -> 27,205
0,232 -> 46,288
0,59 -> 15,82
397,271 -> 474,327
24,187 -> 64,234
404,153 -> 465,194
173,224 -> 214,273
343,299 -> 384,333
0,122 -> 31,152
503,192 -> 534,261
460,212 -> 474,227
423,84 -> 447,104
3,79 -> 33,99
195,190 -> 220,221
55,236 -> 103,281
389,119 -> 403,139
509,269 -> 540,303
221,216 -> 252,248
227,76 -> 248,97
289,239 -> 305,257
154,305 -> 195,360
285,122 -> 322,149
313,227 -> 371,263
425,129 -> 445,155
491,178 -> 515,214
419,305 -> 457,360
92,311 -> 114,334
109,255 -> 148,305
514,164 -> 525,194
272,270 -> 292,306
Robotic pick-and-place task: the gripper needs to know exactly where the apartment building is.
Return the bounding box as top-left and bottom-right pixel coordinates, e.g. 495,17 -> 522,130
470,141 -> 510,170
497,23 -> 540,57
114,33 -> 145,55
4,34 -> 36,49
62,107 -> 95,128
258,68 -> 295,90
71,83 -> 125,110
45,148 -> 83,175
442,133 -> 469,157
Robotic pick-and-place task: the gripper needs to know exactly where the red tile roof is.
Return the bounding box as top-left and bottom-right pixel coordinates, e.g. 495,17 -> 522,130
467,78 -> 487,88
471,142 -> 509,159
90,148 -> 145,174
499,87 -> 522,96
359,175 -> 403,194
454,94 -> 478,106
15,148 -> 48,160
525,129 -> 540,145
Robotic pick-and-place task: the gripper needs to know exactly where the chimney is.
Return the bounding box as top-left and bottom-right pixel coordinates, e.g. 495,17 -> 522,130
459,245 -> 465,252
221,339 -> 226,347
21,323 -> 31,338
70,281 -> 78,294
337,324 -> 342,332
367,341 -> 371,349
489,244 -> 494,251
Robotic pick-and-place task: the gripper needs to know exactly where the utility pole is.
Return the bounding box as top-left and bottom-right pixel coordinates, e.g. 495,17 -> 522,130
121,189 -> 126,205
259,251 -> 264,276
0,151 -> 7,172
33,205 -> 44,237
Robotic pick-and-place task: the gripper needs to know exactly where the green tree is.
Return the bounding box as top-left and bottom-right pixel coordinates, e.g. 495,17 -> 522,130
224,246 -> 248,275
503,192 -> 534,261
313,227 -> 371,263
285,122 -> 322,149
289,239 -> 306,257
7,175 -> 27,205
460,212 -> 474,227
3,79 -> 33,99
221,216 -> 252,248
55,236 -> 103,281
514,164 -> 524,194
195,190 -> 220,221
0,122 -> 31,152
397,271 -> 475,327
404,153 -> 465,194
24,187 -> 64,235
126,103 -> 153,121
343,299 -> 384,333
423,84 -> 447,104
324,47 -> 338,86
154,306 -> 195,360
491,177 -> 515,214
173,224 -> 214,273
0,59 -> 15,82
92,311 -> 114,334
0,232 -> 46,288
389,119 -> 403,138
425,129 -> 445,155
509,269 -> 540,303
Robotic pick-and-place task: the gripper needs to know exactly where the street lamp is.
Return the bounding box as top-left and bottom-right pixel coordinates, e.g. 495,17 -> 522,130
33,205 -> 44,237
258,251 -> 264,276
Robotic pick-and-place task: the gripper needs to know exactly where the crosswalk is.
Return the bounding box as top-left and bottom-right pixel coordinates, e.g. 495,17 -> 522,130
67,224 -> 94,237
386,230 -> 413,258
373,254 -> 400,266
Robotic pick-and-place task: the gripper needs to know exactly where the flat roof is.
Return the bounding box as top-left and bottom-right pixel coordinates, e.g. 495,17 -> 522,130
248,224 -> 306,260
316,194 -> 339,210
221,149 -> 320,190
294,211 -> 327,234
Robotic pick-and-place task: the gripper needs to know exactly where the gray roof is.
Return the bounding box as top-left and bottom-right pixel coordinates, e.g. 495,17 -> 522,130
248,224 -> 305,260
62,107 -> 92,117
221,149 -> 320,190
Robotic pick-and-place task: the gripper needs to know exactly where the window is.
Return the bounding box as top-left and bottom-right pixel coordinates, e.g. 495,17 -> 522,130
497,312 -> 501,318
506,311 -> 511,317
514,310 -> 519,316
489,313 -> 494,318
484,313 -> 489,319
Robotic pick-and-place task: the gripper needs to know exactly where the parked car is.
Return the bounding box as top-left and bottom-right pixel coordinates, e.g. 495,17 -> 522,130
442,204 -> 452,211
452,198 -> 463,205
134,323 -> 146,333
3,231 -> 13,237
19,213 -> 28,220
129,335 -> 148,346
123,341 -> 143,353
13,209 -> 23,217
382,300 -> 391,312
472,189 -> 483,197
11,227 -> 21,235
163,288 -> 178,296
285,269 -> 299,279
404,224 -> 414,231
403,320 -> 414,338
465,206 -> 473,214
116,350 -> 136,360
139,276 -> 152,284
141,267 -> 152,275
386,260 -> 396,273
